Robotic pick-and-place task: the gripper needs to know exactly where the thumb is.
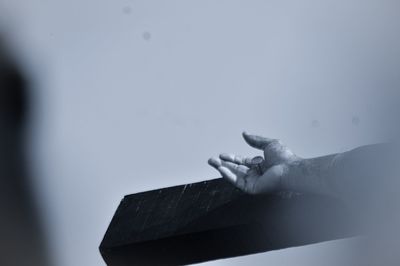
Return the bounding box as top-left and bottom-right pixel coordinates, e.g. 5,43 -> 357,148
242,131 -> 275,150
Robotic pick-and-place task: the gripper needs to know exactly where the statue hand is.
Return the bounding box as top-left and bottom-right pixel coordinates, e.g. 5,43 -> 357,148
208,132 -> 300,195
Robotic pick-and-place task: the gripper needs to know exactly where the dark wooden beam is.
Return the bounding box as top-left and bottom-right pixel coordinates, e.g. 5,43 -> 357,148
100,178 -> 358,265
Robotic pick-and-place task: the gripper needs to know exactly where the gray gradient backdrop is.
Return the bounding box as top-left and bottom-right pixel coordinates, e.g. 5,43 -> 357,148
1,0 -> 399,265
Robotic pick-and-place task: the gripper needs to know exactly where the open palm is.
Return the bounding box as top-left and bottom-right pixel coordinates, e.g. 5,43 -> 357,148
208,132 -> 299,194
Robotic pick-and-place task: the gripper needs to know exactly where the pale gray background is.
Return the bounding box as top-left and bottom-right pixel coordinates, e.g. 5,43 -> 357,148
0,0 -> 399,265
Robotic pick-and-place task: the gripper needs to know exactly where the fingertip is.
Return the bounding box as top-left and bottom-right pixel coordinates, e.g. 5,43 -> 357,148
242,131 -> 272,150
208,157 -> 221,168
219,153 -> 228,158
219,153 -> 232,161
242,131 -> 253,144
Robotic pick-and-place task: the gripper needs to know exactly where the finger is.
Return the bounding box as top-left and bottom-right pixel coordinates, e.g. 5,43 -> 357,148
209,158 -> 249,188
219,153 -> 253,166
220,160 -> 249,175
242,131 -> 275,150
218,166 -> 237,184
209,157 -> 249,175
208,157 -> 222,169
218,166 -> 248,190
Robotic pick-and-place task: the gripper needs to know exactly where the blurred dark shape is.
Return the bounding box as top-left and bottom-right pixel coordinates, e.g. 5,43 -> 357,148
142,32 -> 151,41
122,6 -> 132,15
0,37 -> 49,266
351,116 -> 360,126
311,119 -> 320,128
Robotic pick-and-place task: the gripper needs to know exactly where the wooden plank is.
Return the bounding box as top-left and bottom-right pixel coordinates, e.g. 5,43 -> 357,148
100,178 -> 358,265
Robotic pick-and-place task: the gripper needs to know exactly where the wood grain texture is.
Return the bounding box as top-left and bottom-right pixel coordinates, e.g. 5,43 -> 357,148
100,178 -> 358,265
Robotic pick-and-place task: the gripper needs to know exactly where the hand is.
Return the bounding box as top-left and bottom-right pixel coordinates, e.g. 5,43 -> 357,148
208,132 -> 300,194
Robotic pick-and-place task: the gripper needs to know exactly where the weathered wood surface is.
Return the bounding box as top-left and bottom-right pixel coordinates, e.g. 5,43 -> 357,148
100,178 -> 358,265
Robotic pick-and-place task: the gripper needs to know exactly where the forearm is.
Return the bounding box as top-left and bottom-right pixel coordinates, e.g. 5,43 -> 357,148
281,144 -> 392,199
281,153 -> 343,197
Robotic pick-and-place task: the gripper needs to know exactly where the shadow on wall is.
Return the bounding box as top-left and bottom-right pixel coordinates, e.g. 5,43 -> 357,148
0,36 -> 49,266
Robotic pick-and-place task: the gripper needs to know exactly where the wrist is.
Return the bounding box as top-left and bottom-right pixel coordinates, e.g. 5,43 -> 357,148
279,159 -> 303,192
280,155 -> 339,196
